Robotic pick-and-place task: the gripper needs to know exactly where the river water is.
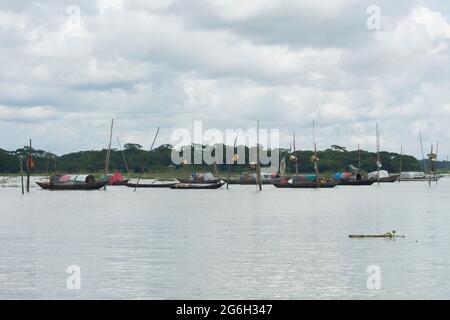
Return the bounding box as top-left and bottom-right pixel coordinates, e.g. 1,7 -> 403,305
1,177 -> 449,299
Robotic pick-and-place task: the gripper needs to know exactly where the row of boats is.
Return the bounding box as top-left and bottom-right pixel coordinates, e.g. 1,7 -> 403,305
35,170 -> 442,191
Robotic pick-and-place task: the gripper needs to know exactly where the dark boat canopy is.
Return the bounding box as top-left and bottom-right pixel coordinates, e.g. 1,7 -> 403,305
50,175 -> 96,185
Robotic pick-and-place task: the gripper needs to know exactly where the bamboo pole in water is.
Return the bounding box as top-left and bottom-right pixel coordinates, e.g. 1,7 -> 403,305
104,119 -> 114,190
26,139 -> 31,193
134,127 -> 160,192
19,156 -> 24,195
358,144 -> 361,175
435,141 -> 439,185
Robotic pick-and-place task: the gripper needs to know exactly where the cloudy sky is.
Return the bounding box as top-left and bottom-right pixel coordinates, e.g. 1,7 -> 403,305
1,0 -> 450,157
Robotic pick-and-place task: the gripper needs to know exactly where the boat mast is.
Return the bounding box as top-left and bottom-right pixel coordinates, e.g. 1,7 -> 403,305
294,132 -> 298,175
376,124 -> 381,186
19,156 -> 24,195
26,139 -> 31,193
104,118 -> 114,190
134,127 -> 160,192
358,144 -> 361,175
419,131 -> 427,174
428,144 -> 433,187
436,141 -> 439,184
399,145 -> 403,183
117,137 -> 130,177
256,120 -> 262,191
313,120 -> 319,188
226,131 -> 238,189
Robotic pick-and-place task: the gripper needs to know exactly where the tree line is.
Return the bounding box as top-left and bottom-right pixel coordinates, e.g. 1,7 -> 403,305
0,143 -> 422,175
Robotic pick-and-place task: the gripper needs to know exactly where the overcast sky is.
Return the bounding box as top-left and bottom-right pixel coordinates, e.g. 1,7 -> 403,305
1,0 -> 449,157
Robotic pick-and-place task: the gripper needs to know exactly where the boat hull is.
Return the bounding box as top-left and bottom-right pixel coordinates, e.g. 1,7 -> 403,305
273,181 -> 337,189
177,179 -> 221,184
36,181 -> 107,191
171,182 -> 225,190
337,179 -> 375,186
126,182 -> 177,188
110,179 -> 129,186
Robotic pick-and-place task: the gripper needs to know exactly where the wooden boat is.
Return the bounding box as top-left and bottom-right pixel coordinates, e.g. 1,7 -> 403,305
337,179 -> 375,186
36,181 -> 107,191
126,182 -> 177,188
273,181 -> 337,189
36,174 -> 107,191
177,172 -> 220,184
177,178 -> 221,184
170,182 -> 225,190
224,177 -> 278,185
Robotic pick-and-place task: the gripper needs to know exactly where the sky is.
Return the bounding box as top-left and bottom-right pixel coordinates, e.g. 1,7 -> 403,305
0,0 -> 450,158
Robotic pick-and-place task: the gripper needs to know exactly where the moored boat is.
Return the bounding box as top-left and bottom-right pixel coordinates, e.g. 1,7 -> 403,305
177,172 -> 220,184
273,178 -> 337,189
126,181 -> 177,188
36,175 -> 107,191
170,182 -> 225,189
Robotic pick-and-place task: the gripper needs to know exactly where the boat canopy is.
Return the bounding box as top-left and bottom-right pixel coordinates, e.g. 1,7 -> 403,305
51,175 -> 96,184
101,171 -> 124,184
292,175 -> 316,182
400,171 -> 425,179
334,172 -> 353,180
368,170 -> 389,179
191,172 -> 216,182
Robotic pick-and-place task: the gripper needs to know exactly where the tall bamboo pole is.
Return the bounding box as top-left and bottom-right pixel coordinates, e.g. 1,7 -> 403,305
358,144 -> 361,175
26,139 -> 31,193
117,137 -> 130,177
226,132 -> 238,189
399,145 -> 403,183
312,120 -> 319,188
19,156 -> 24,195
294,132 -> 298,175
256,120 -> 262,191
134,127 -> 160,192
428,144 -> 433,188
435,141 -> 439,185
104,119 -> 114,190
419,132 -> 427,174
376,124 -> 381,186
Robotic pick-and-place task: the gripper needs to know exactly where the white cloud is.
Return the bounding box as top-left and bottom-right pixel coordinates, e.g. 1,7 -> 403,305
0,1 -> 449,158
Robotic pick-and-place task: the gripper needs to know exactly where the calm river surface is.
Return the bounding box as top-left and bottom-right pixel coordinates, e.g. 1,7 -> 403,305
1,178 -> 450,299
